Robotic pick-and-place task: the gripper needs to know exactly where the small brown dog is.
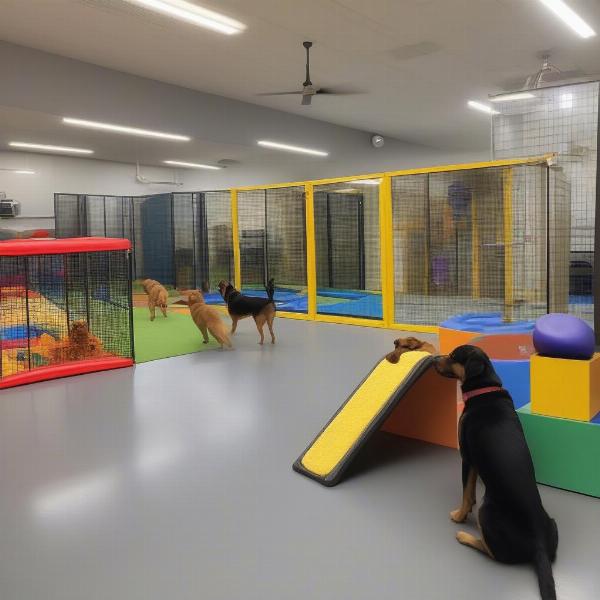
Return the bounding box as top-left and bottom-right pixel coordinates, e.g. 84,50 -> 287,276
51,320 -> 105,363
188,290 -> 232,349
142,278 -> 168,321
385,336 -> 437,363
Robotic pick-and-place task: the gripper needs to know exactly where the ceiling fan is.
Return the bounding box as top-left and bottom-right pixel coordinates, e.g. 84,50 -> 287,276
257,41 -> 362,106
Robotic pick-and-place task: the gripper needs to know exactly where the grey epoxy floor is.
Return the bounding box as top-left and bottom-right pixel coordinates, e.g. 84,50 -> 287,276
0,319 -> 598,600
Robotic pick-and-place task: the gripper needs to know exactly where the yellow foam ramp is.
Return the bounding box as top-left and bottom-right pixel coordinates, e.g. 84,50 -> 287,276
293,351 -> 433,486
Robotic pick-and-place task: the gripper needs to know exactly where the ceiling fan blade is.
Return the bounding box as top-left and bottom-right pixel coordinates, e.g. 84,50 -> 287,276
301,94 -> 312,106
316,87 -> 365,96
256,91 -> 303,96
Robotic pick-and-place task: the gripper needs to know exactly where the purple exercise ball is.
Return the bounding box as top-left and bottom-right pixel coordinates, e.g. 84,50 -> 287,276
533,313 -> 595,360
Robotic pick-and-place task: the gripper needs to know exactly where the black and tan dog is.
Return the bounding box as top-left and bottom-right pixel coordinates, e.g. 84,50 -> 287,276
217,278 -> 276,345
434,345 -> 558,600
385,336 -> 437,363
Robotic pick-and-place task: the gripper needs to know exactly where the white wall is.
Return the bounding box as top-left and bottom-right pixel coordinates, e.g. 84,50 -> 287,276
0,151 -> 184,219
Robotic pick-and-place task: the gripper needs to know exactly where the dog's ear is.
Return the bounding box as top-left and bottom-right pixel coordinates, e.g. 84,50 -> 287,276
405,337 -> 422,350
464,356 -> 485,380
386,350 -> 400,364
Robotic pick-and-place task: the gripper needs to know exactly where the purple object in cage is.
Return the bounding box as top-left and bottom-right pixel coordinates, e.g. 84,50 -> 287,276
432,256 -> 450,286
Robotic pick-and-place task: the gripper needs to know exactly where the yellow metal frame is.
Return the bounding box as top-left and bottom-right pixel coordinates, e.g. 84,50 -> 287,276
503,167 -> 514,322
230,189 -> 241,290
471,194 -> 480,299
227,155 -> 552,333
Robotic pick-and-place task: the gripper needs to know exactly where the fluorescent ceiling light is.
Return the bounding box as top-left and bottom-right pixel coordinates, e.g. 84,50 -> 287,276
123,0 -> 246,35
9,142 -> 94,154
0,168 -> 35,174
63,118 -> 190,141
351,179 -> 381,185
489,92 -> 536,102
539,0 -> 596,38
257,140 -> 329,157
467,100 -> 500,115
164,160 -> 221,170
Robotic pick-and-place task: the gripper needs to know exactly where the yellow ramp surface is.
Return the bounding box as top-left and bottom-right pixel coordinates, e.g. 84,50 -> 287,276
294,351 -> 432,486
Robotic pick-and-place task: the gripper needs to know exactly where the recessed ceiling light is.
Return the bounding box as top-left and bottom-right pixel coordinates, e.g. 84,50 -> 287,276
63,118 -> 190,141
123,0 -> 246,35
0,168 -> 36,174
257,140 -> 329,157
164,160 -> 221,170
9,142 -> 94,154
539,0 -> 596,38
489,92 -> 536,102
467,100 -> 500,115
351,179 -> 381,185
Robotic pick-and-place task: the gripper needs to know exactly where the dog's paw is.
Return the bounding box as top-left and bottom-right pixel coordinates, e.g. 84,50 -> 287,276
450,509 -> 467,523
456,531 -> 471,545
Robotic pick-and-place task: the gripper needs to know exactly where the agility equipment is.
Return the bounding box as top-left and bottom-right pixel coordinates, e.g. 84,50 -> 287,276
293,351 -> 460,486
0,238 -> 134,389
533,313 -> 595,360
439,313 -> 535,353
518,405 -> 600,498
531,353 -> 600,422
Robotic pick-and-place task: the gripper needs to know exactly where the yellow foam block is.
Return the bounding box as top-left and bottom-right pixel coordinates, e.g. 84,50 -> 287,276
531,353 -> 600,422
300,351 -> 430,478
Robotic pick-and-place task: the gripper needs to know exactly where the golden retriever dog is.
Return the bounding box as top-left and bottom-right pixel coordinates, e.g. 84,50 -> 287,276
142,278 -> 168,321
188,290 -> 232,349
50,320 -> 105,363
385,336 -> 437,364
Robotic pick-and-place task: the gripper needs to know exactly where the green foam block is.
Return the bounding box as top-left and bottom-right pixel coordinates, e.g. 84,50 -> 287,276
517,404 -> 600,498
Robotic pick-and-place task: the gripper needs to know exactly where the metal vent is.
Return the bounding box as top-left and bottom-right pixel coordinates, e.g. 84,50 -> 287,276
0,200 -> 21,218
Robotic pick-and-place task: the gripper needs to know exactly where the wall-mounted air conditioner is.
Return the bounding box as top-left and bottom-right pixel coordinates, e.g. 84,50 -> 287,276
0,199 -> 21,218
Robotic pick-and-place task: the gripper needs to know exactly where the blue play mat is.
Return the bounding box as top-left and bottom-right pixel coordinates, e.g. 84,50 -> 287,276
441,312 -> 535,334
317,294 -> 383,319
0,324 -> 55,340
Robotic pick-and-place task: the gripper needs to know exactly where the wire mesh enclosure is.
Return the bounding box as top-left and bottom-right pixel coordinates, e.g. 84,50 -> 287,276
313,179 -> 382,319
391,162 -> 570,326
54,154 -> 586,332
237,186 -> 307,313
0,238 -> 134,389
54,192 -> 234,303
492,81 -> 599,325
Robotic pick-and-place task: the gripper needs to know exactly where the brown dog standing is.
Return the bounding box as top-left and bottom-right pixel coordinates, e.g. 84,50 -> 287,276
385,336 -> 437,363
188,290 -> 232,349
142,278 -> 168,321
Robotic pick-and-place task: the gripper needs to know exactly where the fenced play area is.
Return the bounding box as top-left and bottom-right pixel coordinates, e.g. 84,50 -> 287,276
55,154 -> 581,331
0,238 -> 134,388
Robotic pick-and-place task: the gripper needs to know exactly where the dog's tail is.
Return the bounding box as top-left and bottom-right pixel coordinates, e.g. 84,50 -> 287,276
266,278 -> 275,302
533,545 -> 557,600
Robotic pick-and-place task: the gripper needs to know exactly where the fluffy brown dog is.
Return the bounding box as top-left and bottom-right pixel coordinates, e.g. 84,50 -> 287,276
188,290 -> 232,349
142,278 -> 168,321
385,336 -> 437,364
51,320 -> 105,363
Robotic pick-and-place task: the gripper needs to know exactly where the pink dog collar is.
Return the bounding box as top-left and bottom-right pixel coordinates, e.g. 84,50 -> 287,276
462,386 -> 504,402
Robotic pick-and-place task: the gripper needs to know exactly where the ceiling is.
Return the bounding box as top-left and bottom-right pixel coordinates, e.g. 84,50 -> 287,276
0,0 -> 600,152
